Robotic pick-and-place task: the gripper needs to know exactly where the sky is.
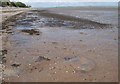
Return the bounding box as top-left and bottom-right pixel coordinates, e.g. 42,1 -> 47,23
10,0 -> 119,8
11,0 -> 119,2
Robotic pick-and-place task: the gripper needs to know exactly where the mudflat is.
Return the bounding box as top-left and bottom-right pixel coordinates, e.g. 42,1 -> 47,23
1,7 -> 118,82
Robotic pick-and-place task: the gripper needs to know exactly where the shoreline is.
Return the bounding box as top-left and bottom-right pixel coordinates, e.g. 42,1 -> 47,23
1,6 -> 118,27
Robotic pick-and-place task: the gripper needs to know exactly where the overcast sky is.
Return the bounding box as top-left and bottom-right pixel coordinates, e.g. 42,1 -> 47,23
11,0 -> 119,2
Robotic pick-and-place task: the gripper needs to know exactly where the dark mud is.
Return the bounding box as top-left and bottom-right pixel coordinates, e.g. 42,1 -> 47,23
21,29 -> 41,35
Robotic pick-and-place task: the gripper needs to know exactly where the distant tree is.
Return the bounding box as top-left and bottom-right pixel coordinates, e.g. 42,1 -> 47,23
15,2 -> 27,7
0,1 -> 2,6
1,2 -> 7,7
6,2 -> 10,6
11,2 -> 17,7
0,0 -> 31,8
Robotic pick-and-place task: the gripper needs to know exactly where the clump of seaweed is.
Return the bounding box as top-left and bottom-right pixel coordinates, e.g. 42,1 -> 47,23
21,29 -> 41,35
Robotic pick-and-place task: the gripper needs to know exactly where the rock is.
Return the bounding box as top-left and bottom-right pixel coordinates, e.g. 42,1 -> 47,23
35,56 -> 50,62
2,57 -> 7,64
0,50 -> 7,64
11,63 -> 21,68
64,57 -> 74,61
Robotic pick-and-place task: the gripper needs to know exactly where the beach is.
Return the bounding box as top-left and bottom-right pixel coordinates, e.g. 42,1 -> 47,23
0,7 -> 118,82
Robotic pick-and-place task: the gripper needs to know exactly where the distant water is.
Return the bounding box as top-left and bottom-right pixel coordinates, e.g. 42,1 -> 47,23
26,2 -> 118,8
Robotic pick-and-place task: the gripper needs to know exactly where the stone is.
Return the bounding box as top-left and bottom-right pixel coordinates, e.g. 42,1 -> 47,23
11,63 -> 21,68
35,56 -> 50,62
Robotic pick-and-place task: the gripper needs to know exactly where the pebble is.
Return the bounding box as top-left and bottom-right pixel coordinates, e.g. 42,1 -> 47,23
66,71 -> 68,73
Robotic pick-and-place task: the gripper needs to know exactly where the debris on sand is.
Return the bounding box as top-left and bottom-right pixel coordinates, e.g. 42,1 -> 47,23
35,56 -> 50,62
11,63 -> 21,68
21,29 -> 41,35
64,57 -> 74,61
2,57 -> 7,64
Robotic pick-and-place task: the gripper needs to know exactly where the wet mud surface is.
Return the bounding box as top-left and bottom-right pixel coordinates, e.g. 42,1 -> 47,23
16,10 -> 111,29
2,10 -> 118,82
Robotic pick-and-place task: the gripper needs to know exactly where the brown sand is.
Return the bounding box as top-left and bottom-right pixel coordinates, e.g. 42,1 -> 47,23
1,7 -> 118,82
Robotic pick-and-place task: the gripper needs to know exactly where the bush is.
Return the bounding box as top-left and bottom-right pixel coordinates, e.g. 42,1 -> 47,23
11,2 -> 17,7
0,0 -> 10,7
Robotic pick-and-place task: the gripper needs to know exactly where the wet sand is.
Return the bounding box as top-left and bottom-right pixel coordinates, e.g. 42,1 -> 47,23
1,7 -> 118,82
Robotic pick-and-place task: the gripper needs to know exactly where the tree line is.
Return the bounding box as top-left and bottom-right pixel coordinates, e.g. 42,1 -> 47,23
0,0 -> 31,8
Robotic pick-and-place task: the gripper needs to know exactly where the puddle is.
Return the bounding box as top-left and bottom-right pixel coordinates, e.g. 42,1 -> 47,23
64,56 -> 96,72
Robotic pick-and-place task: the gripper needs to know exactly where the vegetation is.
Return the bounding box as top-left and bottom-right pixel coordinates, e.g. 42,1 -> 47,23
0,0 -> 31,8
10,2 -> 17,7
